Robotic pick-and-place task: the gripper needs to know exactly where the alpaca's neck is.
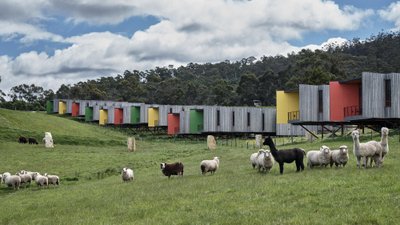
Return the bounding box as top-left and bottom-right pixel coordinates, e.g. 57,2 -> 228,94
381,133 -> 388,146
267,142 -> 278,156
353,136 -> 360,155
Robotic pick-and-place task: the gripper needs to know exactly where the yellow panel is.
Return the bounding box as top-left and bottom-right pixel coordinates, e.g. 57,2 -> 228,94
99,109 -> 108,125
148,108 -> 159,127
58,102 -> 67,115
276,90 -> 299,124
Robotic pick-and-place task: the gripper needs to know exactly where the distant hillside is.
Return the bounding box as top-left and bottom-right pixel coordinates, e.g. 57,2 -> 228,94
0,108 -> 127,145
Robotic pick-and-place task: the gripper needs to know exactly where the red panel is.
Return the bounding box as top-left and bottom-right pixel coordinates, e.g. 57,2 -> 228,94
114,108 -> 123,125
72,103 -> 79,117
330,81 -> 360,121
167,113 -> 180,135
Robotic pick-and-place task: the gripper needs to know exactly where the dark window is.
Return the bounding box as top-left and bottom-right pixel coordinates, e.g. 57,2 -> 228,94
262,113 -> 265,131
217,110 -> 220,126
232,111 -> 235,127
385,79 -> 391,107
169,108 -> 173,113
247,112 -> 251,126
318,90 -> 323,113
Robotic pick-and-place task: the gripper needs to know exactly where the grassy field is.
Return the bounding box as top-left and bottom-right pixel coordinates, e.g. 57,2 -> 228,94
0,109 -> 400,225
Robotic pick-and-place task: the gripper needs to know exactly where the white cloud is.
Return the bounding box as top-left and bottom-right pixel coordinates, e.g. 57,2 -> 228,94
0,0 -> 374,93
379,1 -> 400,30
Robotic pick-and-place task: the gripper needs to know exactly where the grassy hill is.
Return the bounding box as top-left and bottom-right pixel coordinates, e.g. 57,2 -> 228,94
0,108 -> 127,145
0,109 -> 399,225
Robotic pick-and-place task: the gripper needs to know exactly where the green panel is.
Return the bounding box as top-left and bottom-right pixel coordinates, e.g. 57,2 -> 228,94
131,106 -> 140,124
85,107 -> 93,122
189,109 -> 204,133
46,100 -> 54,114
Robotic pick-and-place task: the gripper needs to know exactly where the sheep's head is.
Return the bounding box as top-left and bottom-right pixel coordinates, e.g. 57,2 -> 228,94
213,157 -> 220,165
264,151 -> 271,159
320,145 -> 330,154
160,163 -> 166,170
339,145 -> 348,154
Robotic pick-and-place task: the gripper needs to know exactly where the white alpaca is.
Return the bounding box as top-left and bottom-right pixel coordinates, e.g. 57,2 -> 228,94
351,130 -> 382,168
371,127 -> 389,166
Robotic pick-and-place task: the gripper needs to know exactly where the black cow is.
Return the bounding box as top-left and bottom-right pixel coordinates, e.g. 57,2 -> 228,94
19,136 -> 27,144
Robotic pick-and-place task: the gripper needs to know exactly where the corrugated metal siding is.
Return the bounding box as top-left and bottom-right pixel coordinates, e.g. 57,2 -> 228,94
78,100 -> 87,116
320,85 -> 330,121
299,84 -> 330,122
390,73 -> 400,118
248,107 -> 262,132
65,100 -> 73,114
93,105 -> 100,121
53,99 -> 59,113
107,107 -> 115,124
261,107 -> 276,133
179,107 -> 191,134
362,72 -> 385,118
299,85 -> 318,121
276,124 -> 317,136
232,107 -> 247,132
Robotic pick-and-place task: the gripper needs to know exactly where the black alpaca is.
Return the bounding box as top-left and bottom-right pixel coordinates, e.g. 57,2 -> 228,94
263,136 -> 305,174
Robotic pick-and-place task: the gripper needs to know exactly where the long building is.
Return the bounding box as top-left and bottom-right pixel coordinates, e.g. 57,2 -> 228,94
47,72 -> 400,136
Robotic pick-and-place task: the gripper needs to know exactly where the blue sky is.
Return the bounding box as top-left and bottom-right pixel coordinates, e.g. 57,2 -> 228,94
1,0 -> 400,93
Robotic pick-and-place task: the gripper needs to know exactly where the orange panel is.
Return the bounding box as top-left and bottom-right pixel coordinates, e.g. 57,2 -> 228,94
167,113 -> 180,135
114,108 -> 123,125
72,103 -> 79,117
330,81 -> 360,121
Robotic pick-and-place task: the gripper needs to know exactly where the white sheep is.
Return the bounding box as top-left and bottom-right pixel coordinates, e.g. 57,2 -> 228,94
3,173 -> 21,190
306,145 -> 331,168
121,167 -> 134,182
250,151 -> 260,169
255,150 -> 275,173
352,130 -> 382,168
2,172 -> 11,183
16,172 -> 32,187
44,173 -> 60,186
32,172 -> 49,187
200,157 -> 220,175
330,145 -> 349,167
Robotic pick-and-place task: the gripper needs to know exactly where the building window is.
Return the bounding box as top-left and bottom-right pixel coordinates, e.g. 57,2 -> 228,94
232,111 -> 235,127
385,79 -> 391,107
247,112 -> 251,126
262,113 -> 265,131
217,110 -> 220,126
318,90 -> 323,113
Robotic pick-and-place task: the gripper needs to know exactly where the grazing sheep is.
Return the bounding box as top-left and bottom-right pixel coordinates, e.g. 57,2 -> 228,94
352,130 -> 382,168
330,145 -> 349,167
121,167 -> 134,182
19,170 -> 37,179
44,173 -> 60,186
28,137 -> 39,145
0,174 -> 2,183
19,136 -> 27,144
160,162 -> 184,178
255,150 -> 275,173
16,172 -> 32,187
307,145 -> 332,168
3,174 -> 21,190
32,172 -> 49,187
200,157 -> 220,175
263,137 -> 305,174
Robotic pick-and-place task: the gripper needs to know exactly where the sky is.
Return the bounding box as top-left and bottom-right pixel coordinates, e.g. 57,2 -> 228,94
1,0 -> 400,94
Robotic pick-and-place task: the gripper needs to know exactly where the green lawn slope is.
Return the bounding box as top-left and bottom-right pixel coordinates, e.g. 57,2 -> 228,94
0,108 -> 399,225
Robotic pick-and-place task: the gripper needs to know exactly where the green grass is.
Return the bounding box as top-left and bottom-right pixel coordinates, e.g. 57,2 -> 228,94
1,108 -> 400,225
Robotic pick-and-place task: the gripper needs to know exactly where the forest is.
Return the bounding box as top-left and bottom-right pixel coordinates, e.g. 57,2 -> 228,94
1,31 -> 400,111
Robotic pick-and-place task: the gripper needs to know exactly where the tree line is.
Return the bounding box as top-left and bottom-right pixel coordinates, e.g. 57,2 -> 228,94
1,31 -> 400,111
